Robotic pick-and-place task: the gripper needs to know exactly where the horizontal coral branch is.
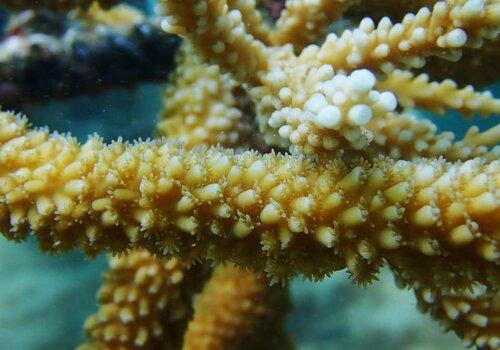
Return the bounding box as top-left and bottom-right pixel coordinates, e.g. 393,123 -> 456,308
376,69 -> 500,115
316,0 -> 499,72
0,112 -> 498,288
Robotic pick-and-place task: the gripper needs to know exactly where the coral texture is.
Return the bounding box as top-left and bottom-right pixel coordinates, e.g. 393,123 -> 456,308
156,43 -> 258,150
182,264 -> 268,350
415,284 -> 499,349
79,250 -> 208,350
0,111 -> 498,291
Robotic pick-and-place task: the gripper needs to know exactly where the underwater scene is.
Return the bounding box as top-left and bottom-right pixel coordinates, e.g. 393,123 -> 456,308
0,1 -> 498,349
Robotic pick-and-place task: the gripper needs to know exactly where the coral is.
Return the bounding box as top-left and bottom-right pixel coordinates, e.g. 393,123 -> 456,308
270,0 -> 352,50
1,111 -> 498,291
182,264 -> 270,350
79,250 -> 209,350
0,0 -> 499,348
414,284 -> 499,349
159,0 -> 500,156
156,43 -> 260,150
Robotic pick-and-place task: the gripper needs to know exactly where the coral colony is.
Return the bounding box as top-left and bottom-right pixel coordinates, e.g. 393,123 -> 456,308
0,0 -> 499,349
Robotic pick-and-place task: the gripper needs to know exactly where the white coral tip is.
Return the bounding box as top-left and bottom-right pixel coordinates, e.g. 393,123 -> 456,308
348,69 -> 376,94
315,105 -> 341,129
305,93 -> 327,113
348,104 -> 372,125
378,91 -> 398,112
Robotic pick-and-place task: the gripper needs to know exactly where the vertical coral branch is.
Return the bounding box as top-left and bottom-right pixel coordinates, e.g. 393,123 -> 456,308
158,0 -> 268,82
182,264 -> 284,350
271,0 -> 354,50
79,250 -> 209,349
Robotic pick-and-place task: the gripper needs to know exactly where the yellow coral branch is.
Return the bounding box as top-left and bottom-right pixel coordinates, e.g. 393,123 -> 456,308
376,69 -> 500,115
228,0 -> 273,44
365,111 -> 500,161
270,0 -> 354,50
79,250 -> 209,350
347,0 -> 439,22
0,111 -> 497,289
182,264 -> 268,350
158,0 -> 268,83
156,43 -> 259,151
316,0 -> 499,72
415,285 -> 499,349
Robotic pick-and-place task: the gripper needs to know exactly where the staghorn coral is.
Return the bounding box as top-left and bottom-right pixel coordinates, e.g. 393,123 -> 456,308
376,69 -> 500,116
270,0 -> 353,50
79,250 -> 209,350
159,0 -> 500,156
1,110 -> 498,291
156,43 -> 260,151
0,0 -> 499,349
414,283 -> 499,349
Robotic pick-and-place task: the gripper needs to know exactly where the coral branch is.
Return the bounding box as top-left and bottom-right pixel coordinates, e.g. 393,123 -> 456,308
316,0 -> 499,72
228,0 -> 272,44
183,264 -> 270,349
156,43 -> 260,151
271,0 -> 354,50
376,69 -> 500,115
79,250 -> 209,350
414,284 -> 499,349
158,0 -> 268,83
0,111 -> 497,289
364,111 -> 500,161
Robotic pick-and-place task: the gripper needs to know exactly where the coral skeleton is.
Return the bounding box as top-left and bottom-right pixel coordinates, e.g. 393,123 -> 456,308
0,0 -> 499,349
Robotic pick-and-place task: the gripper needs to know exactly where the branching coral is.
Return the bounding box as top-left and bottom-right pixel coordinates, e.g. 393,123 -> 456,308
414,284 -> 499,349
1,111 -> 498,291
159,0 -> 500,157
182,264 -> 276,350
156,43 -> 260,150
79,250 -> 209,350
0,0 -> 499,348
